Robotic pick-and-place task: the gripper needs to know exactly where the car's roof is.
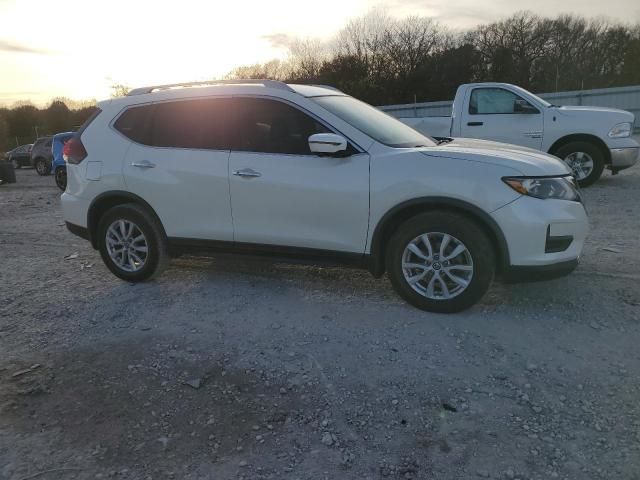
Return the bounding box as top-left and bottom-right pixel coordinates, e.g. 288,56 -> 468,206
289,84 -> 345,97
99,81 -> 344,108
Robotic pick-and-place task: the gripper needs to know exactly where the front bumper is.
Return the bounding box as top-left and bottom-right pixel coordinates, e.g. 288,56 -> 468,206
609,147 -> 639,171
491,195 -> 588,277
502,259 -> 578,283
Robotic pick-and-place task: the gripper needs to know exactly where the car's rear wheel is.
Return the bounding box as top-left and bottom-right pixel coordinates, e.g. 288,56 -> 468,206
386,212 -> 495,313
55,167 -> 67,191
34,158 -> 50,176
555,141 -> 604,188
97,203 -> 169,282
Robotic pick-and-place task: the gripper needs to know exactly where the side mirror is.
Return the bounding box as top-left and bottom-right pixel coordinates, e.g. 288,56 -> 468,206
308,133 -> 348,156
514,99 -> 538,114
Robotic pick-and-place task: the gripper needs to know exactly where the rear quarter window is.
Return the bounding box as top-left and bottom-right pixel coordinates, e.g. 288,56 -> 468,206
114,105 -> 155,145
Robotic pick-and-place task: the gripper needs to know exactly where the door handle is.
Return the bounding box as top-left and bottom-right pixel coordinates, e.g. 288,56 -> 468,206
467,121 -> 483,126
131,160 -> 156,168
233,168 -> 261,178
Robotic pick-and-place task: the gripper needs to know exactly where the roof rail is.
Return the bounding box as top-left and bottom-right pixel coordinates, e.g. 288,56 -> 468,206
127,79 -> 295,96
307,84 -> 344,93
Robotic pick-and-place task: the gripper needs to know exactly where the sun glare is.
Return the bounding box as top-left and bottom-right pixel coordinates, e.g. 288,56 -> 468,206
0,0 -> 369,105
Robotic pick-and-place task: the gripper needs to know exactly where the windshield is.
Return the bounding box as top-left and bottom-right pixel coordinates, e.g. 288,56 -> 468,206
312,95 -> 436,148
511,85 -> 552,108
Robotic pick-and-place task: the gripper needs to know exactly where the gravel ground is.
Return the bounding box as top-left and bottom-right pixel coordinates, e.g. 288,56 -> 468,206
1,163 -> 639,480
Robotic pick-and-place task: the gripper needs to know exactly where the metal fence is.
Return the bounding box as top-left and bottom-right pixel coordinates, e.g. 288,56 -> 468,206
379,85 -> 640,132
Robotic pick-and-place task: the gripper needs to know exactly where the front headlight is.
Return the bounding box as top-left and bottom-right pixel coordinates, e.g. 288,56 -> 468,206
608,122 -> 632,138
503,176 -> 581,202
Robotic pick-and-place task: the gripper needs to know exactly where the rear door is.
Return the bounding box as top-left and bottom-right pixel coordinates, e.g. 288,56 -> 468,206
228,96 -> 370,253
121,98 -> 234,240
460,87 -> 543,149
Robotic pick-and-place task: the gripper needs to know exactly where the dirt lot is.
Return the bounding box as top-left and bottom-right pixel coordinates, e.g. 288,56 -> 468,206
1,163 -> 639,480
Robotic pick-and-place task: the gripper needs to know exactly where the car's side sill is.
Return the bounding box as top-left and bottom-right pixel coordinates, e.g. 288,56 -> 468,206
168,237 -> 371,271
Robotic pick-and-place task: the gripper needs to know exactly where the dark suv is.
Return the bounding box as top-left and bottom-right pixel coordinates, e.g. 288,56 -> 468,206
31,136 -> 53,175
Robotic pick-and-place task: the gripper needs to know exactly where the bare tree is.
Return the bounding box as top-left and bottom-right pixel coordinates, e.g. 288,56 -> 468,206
288,38 -> 329,80
385,17 -> 445,78
110,84 -> 130,98
227,59 -> 291,81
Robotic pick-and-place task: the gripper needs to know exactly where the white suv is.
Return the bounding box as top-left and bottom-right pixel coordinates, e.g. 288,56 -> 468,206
62,80 -> 588,313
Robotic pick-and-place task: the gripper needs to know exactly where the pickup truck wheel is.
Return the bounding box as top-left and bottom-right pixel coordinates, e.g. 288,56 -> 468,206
97,203 -> 169,282
386,212 -> 495,313
555,141 -> 604,188
34,158 -> 50,176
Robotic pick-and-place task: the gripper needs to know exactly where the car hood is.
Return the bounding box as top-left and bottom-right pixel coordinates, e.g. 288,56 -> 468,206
421,137 -> 571,176
554,105 -> 635,122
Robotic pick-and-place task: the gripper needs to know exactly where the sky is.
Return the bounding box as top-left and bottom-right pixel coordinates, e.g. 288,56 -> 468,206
0,0 -> 639,106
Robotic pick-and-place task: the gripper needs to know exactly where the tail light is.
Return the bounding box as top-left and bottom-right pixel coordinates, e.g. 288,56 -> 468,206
63,136 -> 87,164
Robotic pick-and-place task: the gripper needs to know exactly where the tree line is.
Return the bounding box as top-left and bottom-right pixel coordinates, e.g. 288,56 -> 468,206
0,100 -> 97,152
229,10 -> 640,106
2,10 -> 639,152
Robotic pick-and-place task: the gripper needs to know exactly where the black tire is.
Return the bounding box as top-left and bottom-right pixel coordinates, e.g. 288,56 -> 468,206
386,212 -> 495,313
554,141 -> 604,188
97,203 -> 169,282
55,167 -> 67,191
11,158 -> 20,169
34,158 -> 50,176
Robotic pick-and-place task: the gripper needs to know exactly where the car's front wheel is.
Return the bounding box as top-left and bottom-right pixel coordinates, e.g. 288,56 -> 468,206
11,158 -> 20,169
97,203 -> 169,282
55,167 -> 67,191
34,158 -> 50,176
386,212 -> 495,313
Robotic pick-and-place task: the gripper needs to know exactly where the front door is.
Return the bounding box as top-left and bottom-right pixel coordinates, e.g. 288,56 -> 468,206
228,97 -> 370,253
460,87 -> 544,150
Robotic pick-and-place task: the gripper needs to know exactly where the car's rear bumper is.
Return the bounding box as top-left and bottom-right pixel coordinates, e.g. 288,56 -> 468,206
65,222 -> 91,241
61,192 -> 88,228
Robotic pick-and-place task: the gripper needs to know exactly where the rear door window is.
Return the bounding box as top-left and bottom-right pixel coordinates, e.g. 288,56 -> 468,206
151,98 -> 230,150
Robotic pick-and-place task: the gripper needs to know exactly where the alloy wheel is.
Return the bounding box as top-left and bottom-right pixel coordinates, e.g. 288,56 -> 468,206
564,152 -> 594,180
105,220 -> 149,272
401,232 -> 474,300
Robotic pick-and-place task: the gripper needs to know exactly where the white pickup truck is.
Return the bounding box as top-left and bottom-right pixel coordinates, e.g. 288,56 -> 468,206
401,83 -> 639,187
